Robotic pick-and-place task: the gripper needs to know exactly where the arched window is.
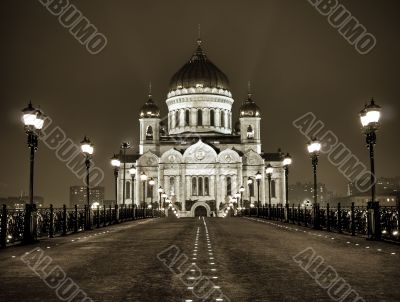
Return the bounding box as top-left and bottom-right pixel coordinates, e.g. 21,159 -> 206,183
146,126 -> 153,140
170,177 -> 175,195
126,181 -> 131,199
192,177 -> 197,196
249,179 -> 255,197
204,177 -> 210,196
226,177 -> 232,196
210,110 -> 215,127
197,109 -> 203,126
247,125 -> 254,139
271,180 -> 276,198
198,177 -> 203,196
147,181 -> 153,198
185,109 -> 190,126
221,111 -> 225,128
175,111 -> 180,128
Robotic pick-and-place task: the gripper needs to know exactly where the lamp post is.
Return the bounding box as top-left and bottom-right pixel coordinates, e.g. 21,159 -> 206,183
140,172 -> 148,216
266,164 -> 273,219
239,186 -> 245,214
256,171 -> 262,217
307,138 -> 321,229
162,192 -> 167,216
283,153 -> 292,222
158,186 -> 163,217
247,177 -> 253,216
81,136 -> 94,230
21,101 -> 45,243
235,192 -> 241,214
121,142 -> 130,206
110,154 -> 120,204
149,178 -> 155,217
129,166 -> 136,214
360,99 -> 382,240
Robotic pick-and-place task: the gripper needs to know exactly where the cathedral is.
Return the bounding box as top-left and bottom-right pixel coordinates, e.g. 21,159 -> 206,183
117,38 -> 286,217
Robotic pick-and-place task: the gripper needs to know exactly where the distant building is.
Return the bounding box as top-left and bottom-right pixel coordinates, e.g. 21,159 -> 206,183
288,182 -> 334,207
0,196 -> 45,209
69,186 -> 105,208
103,200 -> 116,207
347,177 -> 400,207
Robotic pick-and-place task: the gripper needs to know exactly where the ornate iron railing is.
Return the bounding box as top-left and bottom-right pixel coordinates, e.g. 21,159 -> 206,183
243,202 -> 399,242
0,203 -> 157,248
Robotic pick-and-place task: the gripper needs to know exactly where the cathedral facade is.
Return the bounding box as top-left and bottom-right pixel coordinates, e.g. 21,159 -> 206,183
117,39 -> 286,217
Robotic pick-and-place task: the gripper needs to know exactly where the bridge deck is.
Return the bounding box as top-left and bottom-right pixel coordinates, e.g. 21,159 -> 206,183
0,217 -> 399,302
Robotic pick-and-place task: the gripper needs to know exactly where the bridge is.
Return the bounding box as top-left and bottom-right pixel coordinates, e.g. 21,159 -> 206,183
0,209 -> 399,302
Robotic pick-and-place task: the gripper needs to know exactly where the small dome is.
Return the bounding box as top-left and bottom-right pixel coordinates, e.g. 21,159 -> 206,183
169,40 -> 230,93
140,96 -> 160,118
239,95 -> 261,118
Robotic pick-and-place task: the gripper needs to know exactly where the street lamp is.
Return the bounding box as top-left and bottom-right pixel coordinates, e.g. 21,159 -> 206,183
360,99 -> 382,240
256,171 -> 262,217
162,192 -> 167,216
110,154 -> 120,205
239,186 -> 245,211
140,172 -> 148,216
129,166 -> 136,210
283,153 -> 292,222
158,186 -> 163,216
21,101 -> 45,243
149,178 -> 155,217
266,164 -> 274,219
247,177 -> 253,215
121,142 -> 131,206
307,138 -> 321,229
81,136 -> 94,230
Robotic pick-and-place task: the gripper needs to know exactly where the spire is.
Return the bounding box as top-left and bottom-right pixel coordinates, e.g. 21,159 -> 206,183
247,81 -> 252,99
148,81 -> 152,99
197,24 -> 202,46
191,25 -> 206,62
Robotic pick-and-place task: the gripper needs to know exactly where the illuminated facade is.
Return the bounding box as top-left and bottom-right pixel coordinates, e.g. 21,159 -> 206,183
117,39 -> 286,217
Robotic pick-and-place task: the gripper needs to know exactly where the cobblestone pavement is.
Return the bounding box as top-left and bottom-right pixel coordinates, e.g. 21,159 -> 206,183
0,217 -> 399,302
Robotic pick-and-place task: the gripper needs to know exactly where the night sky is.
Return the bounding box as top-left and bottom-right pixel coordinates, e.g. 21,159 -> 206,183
0,0 -> 399,205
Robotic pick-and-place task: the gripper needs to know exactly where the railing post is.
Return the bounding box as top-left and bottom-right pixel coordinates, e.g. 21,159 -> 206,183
84,205 -> 87,230
62,204 -> 67,236
97,206 -> 100,228
49,204 -> 54,238
351,202 -> 356,236
297,204 -> 301,226
338,202 -> 342,234
115,204 -> 119,224
291,204 -> 294,224
1,205 -> 7,248
103,205 -> 107,227
305,208 -> 308,227
327,203 -> 330,232
74,205 -> 78,233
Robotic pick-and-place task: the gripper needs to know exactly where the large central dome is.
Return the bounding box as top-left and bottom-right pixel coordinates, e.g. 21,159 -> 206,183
169,40 -> 230,93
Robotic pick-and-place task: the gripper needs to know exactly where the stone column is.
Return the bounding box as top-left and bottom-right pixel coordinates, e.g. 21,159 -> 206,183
204,108 -> 209,126
216,109 -> 221,128
191,108 -> 197,127
179,109 -> 185,130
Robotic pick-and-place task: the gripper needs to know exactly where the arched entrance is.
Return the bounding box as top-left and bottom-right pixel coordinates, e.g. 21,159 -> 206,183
190,202 -> 211,217
194,206 -> 207,217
